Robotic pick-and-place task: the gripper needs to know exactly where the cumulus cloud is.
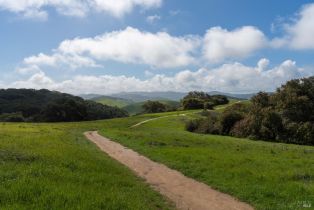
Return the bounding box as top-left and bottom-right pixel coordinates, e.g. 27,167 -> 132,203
18,27 -> 200,71
272,3 -> 314,49
17,52 -> 100,74
8,59 -> 309,95
19,26 -> 270,72
0,0 -> 162,19
203,26 -> 267,62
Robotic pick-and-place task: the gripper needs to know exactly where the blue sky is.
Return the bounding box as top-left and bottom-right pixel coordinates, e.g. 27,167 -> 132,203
0,0 -> 314,94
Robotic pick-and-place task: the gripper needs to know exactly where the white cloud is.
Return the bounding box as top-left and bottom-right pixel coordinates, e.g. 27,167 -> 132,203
17,52 -> 100,74
203,26 -> 267,63
12,71 -> 55,89
8,59 -> 309,95
272,3 -> 314,49
0,0 -> 162,20
146,14 -> 161,24
18,26 -> 270,72
19,27 -> 200,70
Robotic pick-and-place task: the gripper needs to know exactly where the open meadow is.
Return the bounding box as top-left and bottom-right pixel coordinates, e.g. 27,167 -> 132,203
1,107 -> 313,210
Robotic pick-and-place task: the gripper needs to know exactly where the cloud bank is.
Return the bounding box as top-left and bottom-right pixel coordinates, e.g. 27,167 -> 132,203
9,59 -> 309,95
0,0 -> 162,19
18,27 -> 200,72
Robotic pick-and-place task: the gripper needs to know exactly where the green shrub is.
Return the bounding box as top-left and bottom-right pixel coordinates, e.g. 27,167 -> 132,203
220,112 -> 244,135
185,119 -> 202,132
230,117 -> 253,138
0,112 -> 25,122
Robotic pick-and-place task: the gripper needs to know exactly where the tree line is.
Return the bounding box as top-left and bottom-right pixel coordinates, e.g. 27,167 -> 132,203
0,89 -> 128,122
141,92 -> 229,114
186,77 -> 314,146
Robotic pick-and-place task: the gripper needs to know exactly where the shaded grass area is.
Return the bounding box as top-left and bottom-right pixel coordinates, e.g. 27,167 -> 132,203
98,113 -> 314,210
0,123 -> 173,210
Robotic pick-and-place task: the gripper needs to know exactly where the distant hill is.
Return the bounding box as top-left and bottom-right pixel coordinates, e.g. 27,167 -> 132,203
79,94 -> 103,100
92,96 -> 133,108
0,89 -> 128,122
87,91 -> 254,115
110,91 -> 186,102
111,91 -> 254,101
123,100 -> 181,115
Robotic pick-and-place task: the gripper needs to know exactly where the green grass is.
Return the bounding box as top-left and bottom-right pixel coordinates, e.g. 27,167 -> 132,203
1,109 -> 314,210
97,112 -> 314,210
0,123 -> 173,210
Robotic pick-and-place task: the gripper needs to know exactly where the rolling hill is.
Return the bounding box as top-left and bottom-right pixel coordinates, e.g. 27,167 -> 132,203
86,91 -> 255,104
123,100 -> 181,115
92,96 -> 134,108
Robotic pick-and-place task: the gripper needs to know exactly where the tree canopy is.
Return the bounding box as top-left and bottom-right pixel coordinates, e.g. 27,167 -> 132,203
181,91 -> 229,110
186,77 -> 314,146
142,100 -> 167,113
0,89 -> 128,122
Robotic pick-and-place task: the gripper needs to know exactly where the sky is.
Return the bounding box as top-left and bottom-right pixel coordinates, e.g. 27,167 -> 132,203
0,0 -> 314,94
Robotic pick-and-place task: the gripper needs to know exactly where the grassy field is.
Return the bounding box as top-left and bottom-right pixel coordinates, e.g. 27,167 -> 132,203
0,123 -> 173,210
1,107 -> 314,210
97,112 -> 314,210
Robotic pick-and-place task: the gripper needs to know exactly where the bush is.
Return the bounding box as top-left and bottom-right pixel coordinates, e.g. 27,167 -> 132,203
284,121 -> 314,145
185,119 -> 202,132
230,117 -> 253,138
0,113 -> 25,122
220,112 -> 244,135
185,114 -> 219,134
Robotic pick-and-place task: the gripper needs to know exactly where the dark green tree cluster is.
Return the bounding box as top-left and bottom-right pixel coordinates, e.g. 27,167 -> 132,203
186,77 -> 314,146
142,100 -> 168,113
181,91 -> 229,110
0,89 -> 128,122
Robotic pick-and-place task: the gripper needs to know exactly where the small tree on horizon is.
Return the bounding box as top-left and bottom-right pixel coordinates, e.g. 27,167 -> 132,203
142,100 -> 167,113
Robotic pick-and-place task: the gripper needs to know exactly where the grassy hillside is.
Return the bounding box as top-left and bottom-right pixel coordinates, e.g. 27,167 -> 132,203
123,100 -> 181,115
93,96 -> 133,108
1,108 -> 313,209
98,112 -> 314,210
0,123 -> 173,210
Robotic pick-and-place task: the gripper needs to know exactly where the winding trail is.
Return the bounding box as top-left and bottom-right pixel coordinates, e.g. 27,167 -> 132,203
85,131 -> 254,210
130,114 -> 187,128
131,101 -> 242,128
130,115 -> 172,128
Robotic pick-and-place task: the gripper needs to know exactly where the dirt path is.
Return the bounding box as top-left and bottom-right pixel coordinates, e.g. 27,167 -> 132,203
85,131 -> 254,210
131,101 -> 242,128
130,113 -> 189,128
130,116 -> 171,128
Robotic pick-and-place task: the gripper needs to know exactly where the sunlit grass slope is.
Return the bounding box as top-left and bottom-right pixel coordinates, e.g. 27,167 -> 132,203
1,106 -> 313,210
0,123 -> 173,210
98,112 -> 314,210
